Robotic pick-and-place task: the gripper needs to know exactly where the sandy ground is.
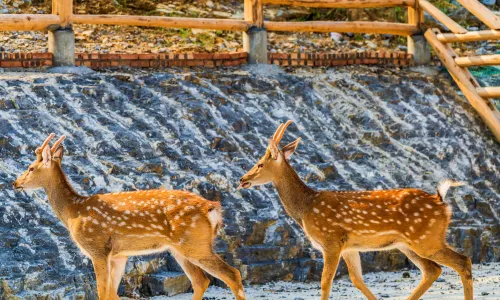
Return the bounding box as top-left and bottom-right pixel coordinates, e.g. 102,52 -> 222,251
155,262 -> 499,299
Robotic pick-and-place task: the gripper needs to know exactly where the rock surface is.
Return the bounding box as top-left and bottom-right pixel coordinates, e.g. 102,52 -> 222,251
0,66 -> 498,299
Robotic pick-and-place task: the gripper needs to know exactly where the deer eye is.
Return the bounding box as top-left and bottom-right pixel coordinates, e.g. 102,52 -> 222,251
258,164 -> 264,168
29,167 -> 34,172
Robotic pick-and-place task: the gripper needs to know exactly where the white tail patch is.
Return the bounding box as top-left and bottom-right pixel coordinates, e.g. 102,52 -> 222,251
207,207 -> 223,233
438,179 -> 467,212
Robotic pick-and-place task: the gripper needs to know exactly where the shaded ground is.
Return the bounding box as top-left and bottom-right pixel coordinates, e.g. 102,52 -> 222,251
159,262 -> 500,299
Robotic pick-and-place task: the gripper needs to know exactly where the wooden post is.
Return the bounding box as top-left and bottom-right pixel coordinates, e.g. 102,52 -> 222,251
244,0 -> 267,64
407,2 -> 430,65
49,0 -> 75,66
425,28 -> 500,142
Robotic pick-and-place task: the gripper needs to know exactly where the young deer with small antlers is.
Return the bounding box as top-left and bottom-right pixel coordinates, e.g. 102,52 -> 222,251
13,134 -> 246,300
239,120 -> 472,300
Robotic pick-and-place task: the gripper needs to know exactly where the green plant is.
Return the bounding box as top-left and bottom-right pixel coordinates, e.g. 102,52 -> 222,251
178,28 -> 191,39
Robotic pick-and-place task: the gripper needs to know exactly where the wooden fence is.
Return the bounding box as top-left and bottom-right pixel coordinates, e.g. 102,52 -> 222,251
0,0 -> 422,60
418,0 -> 500,142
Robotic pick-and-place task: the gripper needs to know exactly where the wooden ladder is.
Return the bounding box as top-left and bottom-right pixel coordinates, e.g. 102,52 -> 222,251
421,0 -> 500,142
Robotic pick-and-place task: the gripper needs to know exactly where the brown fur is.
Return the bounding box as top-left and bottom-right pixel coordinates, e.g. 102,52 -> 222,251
14,134 -> 245,300
239,120 -> 473,300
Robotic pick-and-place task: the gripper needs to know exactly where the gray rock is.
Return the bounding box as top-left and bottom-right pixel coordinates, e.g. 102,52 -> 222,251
0,66 -> 498,299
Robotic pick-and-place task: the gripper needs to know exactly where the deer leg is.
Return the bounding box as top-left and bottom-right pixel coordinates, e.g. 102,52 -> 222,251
399,248 -> 441,300
320,248 -> 341,300
109,256 -> 128,299
171,250 -> 210,300
421,246 -> 473,300
342,251 -> 376,300
91,256 -> 113,300
190,253 -> 246,300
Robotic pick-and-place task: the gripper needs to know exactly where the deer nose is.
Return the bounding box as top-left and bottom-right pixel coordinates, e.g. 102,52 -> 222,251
12,181 -> 17,188
239,178 -> 243,183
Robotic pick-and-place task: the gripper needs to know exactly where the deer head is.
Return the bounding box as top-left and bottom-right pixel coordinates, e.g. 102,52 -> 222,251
239,120 -> 301,189
13,133 -> 66,191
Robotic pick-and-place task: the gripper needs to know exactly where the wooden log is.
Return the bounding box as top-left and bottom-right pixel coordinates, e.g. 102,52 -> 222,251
53,0 -> 72,27
455,54 -> 500,67
72,15 -> 250,31
0,14 -> 61,31
419,0 -> 466,34
262,0 -> 415,8
437,30 -> 500,42
264,21 -> 418,36
455,0 -> 500,30
245,0 -> 264,27
425,28 -> 500,142
477,87 -> 500,98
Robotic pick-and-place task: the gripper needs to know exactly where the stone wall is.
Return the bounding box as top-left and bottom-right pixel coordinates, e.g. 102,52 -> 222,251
0,65 -> 498,299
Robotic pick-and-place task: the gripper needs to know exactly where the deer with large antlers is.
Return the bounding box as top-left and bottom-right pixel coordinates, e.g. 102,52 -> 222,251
13,134 -> 246,300
239,120 -> 472,300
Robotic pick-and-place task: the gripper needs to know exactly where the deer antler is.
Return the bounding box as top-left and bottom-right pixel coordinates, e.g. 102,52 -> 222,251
272,123 -> 284,142
275,120 -> 293,144
35,133 -> 55,154
50,135 -> 66,152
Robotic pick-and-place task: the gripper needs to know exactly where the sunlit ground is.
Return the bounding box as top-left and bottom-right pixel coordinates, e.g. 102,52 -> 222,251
152,262 -> 499,299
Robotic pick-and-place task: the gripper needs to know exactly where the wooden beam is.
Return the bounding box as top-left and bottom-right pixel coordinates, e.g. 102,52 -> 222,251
455,0 -> 500,30
263,0 -> 415,8
72,15 -> 250,31
425,28 -> 500,142
0,14 -> 61,31
419,0 -> 466,34
455,55 -> 500,67
437,30 -> 500,42
245,0 -> 264,28
53,0 -> 72,27
477,87 -> 500,98
264,21 -> 418,36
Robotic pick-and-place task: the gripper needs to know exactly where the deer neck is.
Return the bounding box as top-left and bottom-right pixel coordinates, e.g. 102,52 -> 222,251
272,159 -> 315,224
42,166 -> 84,227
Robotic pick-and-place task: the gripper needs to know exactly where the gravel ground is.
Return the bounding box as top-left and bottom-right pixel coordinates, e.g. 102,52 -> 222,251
156,262 -> 500,299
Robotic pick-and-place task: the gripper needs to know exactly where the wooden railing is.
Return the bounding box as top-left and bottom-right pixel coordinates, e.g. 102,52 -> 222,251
420,0 -> 500,142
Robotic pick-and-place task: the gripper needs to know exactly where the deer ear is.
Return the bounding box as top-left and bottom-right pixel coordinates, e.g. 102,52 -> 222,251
53,146 -> 64,162
268,139 -> 279,160
282,137 -> 301,159
42,145 -> 52,168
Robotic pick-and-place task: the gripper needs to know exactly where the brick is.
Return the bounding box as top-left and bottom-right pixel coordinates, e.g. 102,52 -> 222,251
90,53 -> 100,60
213,53 -> 231,60
0,61 -> 22,68
137,54 -> 157,60
238,52 -> 248,58
193,53 -> 214,60
290,53 -> 299,59
223,60 -> 240,67
187,60 -> 204,67
204,60 -> 215,67
31,52 -> 52,59
273,60 -> 280,66
130,60 -> 150,67
100,54 -> 121,60
120,54 -> 139,60
41,59 -> 53,67
150,60 -> 162,68
186,53 -> 195,60
168,53 -> 176,60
